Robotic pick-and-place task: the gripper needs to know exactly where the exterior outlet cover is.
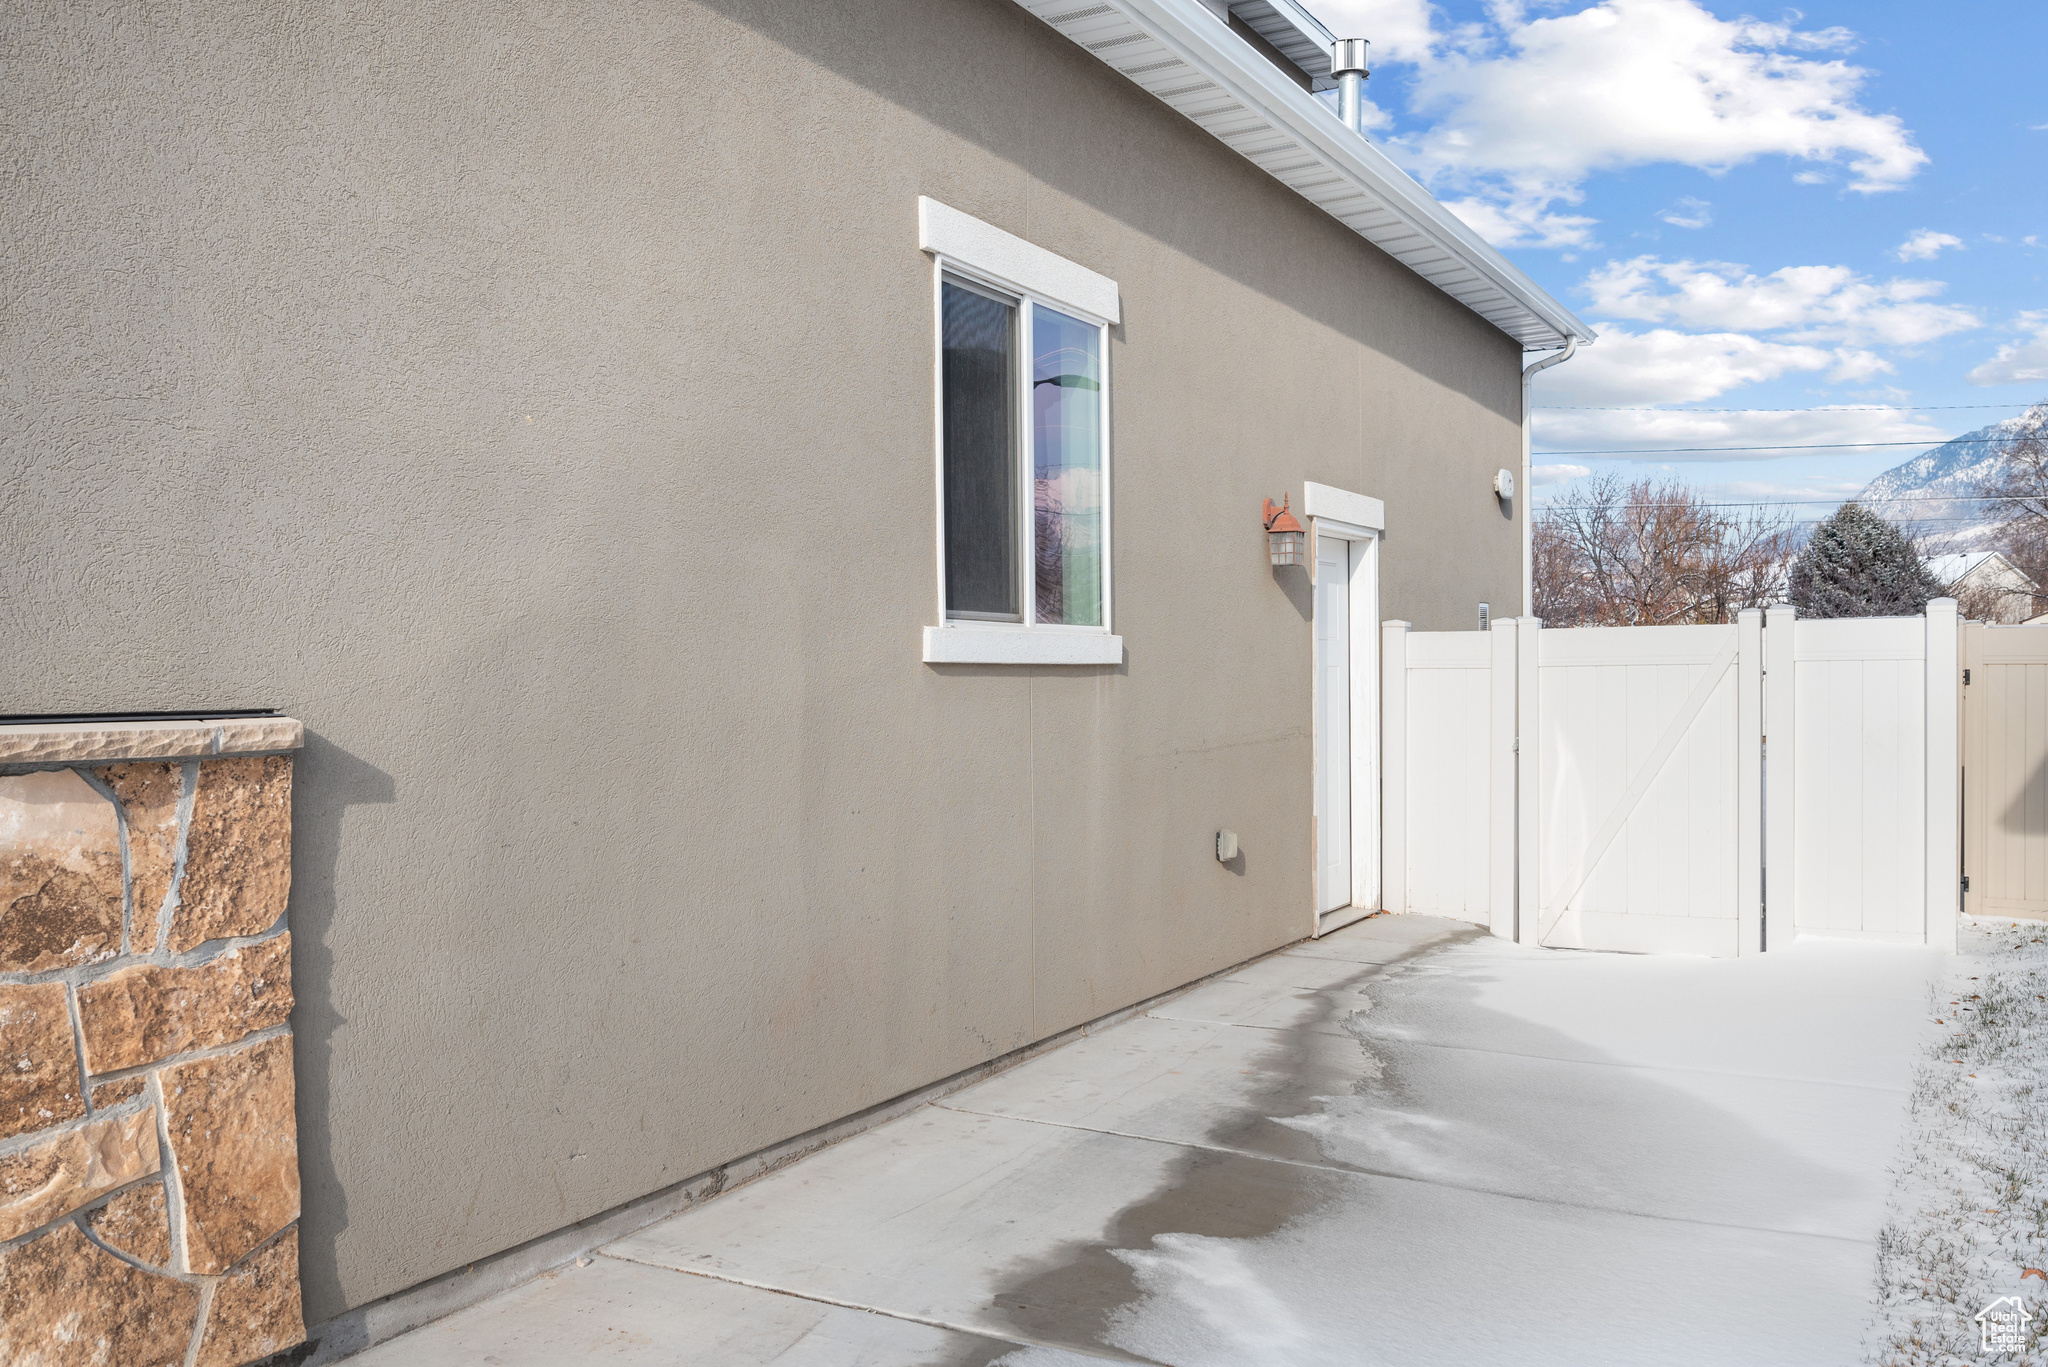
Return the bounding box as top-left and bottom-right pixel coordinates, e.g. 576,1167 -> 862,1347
1216,830 -> 1239,862
1493,468 -> 1515,500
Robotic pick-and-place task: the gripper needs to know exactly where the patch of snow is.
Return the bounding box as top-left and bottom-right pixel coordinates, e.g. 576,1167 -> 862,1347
1865,918 -> 2048,1365
1092,930 -> 1945,1366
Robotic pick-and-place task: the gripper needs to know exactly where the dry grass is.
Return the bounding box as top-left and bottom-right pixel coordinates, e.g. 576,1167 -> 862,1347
1868,921 -> 2048,1365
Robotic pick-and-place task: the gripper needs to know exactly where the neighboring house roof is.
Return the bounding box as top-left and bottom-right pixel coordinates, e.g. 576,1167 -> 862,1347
1019,0 -> 1593,350
1927,550 -> 1998,585
1928,549 -> 2037,592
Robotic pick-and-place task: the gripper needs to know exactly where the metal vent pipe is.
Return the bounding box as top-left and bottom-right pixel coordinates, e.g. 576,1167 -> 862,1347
1330,39 -> 1370,134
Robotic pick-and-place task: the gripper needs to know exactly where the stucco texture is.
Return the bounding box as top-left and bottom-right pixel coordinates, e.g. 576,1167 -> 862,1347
3,0 -> 1521,1320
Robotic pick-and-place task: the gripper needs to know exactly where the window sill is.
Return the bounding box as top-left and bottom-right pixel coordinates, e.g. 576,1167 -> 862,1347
922,626 -> 1123,666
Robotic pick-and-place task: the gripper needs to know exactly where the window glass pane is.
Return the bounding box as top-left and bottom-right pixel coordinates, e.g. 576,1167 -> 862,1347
1032,306 -> 1103,626
942,280 -> 1018,618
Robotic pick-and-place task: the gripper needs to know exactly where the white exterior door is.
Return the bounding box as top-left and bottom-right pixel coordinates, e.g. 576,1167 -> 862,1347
1315,532 -> 1352,914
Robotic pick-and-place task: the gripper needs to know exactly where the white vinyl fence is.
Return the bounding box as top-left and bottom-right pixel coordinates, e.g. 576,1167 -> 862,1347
1964,621 -> 2048,918
1381,624 -> 1515,938
1382,602 -> 1965,956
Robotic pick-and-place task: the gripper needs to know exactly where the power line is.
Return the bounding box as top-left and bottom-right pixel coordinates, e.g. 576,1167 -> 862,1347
1531,506 -> 2014,526
1536,436 -> 2041,455
1536,403 -> 2037,413
1531,493 -> 2018,509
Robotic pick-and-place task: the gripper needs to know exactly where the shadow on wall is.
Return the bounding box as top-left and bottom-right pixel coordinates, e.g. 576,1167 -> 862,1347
1271,562 -> 1311,621
2004,757 -> 2048,835
695,0 -> 1520,424
288,731 -> 397,1320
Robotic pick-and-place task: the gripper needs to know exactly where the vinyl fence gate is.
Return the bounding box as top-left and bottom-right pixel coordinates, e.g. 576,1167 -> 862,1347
1382,601 -> 1975,955
1963,621 -> 2048,920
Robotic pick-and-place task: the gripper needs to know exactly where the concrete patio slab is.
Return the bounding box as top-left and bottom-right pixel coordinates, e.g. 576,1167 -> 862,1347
601,1096 -> 1871,1366
939,1012 -> 1366,1168
1360,933 -> 1941,1087
352,914 -> 1947,1366
1273,914 -> 1477,964
1144,947 -> 1387,1036
344,1251 -> 1118,1366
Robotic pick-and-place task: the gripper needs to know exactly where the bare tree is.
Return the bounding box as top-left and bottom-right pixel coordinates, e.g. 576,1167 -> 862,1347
1986,402 -> 2048,620
1534,474 -> 1795,627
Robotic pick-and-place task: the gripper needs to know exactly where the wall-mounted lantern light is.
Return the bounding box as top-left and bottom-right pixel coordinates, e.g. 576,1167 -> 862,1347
1264,496 -> 1305,566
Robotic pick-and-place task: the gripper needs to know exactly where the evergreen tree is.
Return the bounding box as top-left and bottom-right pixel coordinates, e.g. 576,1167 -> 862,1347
1787,501 -> 1943,618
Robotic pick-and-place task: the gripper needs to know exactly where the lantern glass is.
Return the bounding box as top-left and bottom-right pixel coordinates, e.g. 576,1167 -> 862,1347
1269,529 -> 1306,566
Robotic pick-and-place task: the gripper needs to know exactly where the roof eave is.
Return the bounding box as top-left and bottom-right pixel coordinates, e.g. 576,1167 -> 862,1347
1022,0 -> 1594,351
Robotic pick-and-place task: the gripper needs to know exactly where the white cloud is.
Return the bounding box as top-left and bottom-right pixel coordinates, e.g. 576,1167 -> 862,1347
1581,257 -> 1979,345
1659,197 -> 1712,229
1438,195 -> 1599,250
1316,0 -> 1927,246
1530,325 -> 1870,407
1895,230 -> 1964,262
1529,393 -> 1954,462
1316,0 -> 1438,64
1533,463 -> 1594,485
1967,313 -> 2048,386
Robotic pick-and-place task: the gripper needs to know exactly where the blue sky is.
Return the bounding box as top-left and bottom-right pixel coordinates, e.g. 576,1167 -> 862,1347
1314,0 -> 2048,529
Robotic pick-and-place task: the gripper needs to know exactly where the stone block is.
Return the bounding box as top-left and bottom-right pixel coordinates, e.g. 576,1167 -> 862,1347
87,1180 -> 173,1267
96,762 -> 183,954
0,720 -> 215,766
0,1109 -> 161,1242
196,1230 -> 304,1366
0,771 -> 123,972
163,1035 -> 298,1274
91,1077 -> 146,1109
0,982 -> 84,1141
170,757 -> 291,953
0,1222 -> 200,1366
212,717 -> 306,755
78,935 -> 293,1075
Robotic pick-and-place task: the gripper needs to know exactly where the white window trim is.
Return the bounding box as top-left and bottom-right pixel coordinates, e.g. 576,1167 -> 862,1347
1303,481 -> 1384,532
918,198 -> 1120,323
920,199 -> 1123,667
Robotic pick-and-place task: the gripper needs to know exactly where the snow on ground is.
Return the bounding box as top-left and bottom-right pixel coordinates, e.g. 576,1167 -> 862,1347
1867,918 -> 2048,1366
1082,926 -> 1948,1367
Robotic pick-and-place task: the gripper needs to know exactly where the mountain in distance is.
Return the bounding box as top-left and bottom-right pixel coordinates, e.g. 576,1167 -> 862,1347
1859,403 -> 2047,552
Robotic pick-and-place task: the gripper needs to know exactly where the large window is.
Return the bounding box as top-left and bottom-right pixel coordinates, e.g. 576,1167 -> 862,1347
940,276 -> 1108,630
920,197 -> 1121,666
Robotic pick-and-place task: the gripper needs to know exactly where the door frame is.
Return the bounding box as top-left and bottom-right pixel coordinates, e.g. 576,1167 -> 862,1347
1310,516 -> 1380,936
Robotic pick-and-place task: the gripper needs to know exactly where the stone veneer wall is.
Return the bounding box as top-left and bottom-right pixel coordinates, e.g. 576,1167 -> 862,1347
0,718 -> 306,1367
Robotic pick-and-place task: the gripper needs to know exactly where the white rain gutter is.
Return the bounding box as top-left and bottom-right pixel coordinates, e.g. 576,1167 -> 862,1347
1520,338 -> 1577,615
1020,0 -> 1594,349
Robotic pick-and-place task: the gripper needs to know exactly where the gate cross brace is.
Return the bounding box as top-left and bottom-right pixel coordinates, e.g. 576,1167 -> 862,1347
1536,634 -> 1741,946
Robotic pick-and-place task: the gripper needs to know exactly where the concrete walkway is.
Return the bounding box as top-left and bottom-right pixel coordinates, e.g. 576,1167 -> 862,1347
351,914 -> 1946,1365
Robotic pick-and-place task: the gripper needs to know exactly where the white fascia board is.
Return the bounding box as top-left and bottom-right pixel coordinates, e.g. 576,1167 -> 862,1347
1018,0 -> 1591,350
919,198 -> 1121,324
924,625 -> 1125,665
1228,0 -> 1337,90
1303,481 -> 1383,531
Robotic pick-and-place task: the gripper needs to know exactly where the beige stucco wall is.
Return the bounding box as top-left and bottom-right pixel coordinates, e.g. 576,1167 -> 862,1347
4,0 -> 1522,1321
